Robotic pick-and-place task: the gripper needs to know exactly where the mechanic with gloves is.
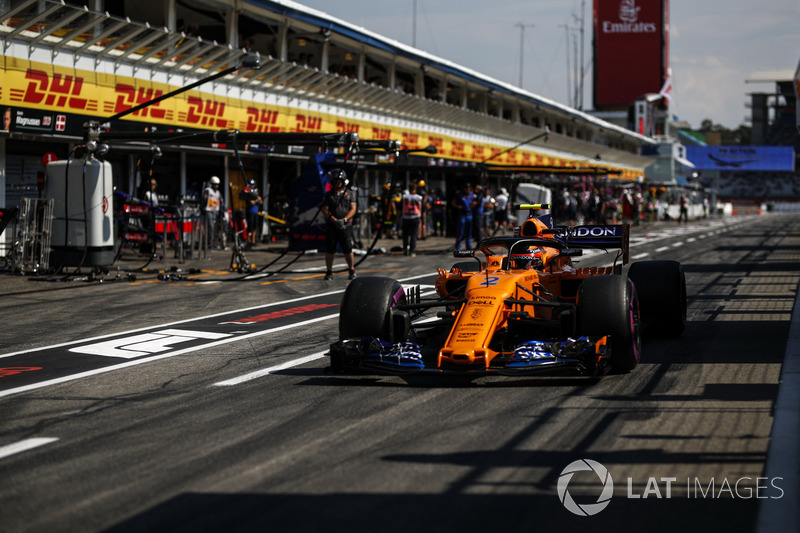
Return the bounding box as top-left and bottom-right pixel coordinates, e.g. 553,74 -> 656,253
321,169 -> 357,280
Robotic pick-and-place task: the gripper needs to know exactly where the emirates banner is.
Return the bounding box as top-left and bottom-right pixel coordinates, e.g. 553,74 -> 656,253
594,0 -> 668,109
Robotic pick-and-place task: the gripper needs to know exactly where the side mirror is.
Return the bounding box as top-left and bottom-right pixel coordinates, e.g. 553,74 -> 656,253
453,249 -> 475,258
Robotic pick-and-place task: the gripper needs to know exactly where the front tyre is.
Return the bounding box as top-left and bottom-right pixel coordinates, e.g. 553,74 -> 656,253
339,276 -> 408,341
577,275 -> 641,373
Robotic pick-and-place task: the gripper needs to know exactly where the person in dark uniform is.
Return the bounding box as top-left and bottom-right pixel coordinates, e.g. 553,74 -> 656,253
242,179 -> 262,248
320,169 -> 357,280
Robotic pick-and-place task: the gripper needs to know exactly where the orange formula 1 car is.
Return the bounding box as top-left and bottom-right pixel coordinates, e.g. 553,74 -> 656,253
329,204 -> 686,377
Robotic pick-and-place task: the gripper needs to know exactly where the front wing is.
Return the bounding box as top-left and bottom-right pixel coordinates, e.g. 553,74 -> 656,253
328,335 -> 610,376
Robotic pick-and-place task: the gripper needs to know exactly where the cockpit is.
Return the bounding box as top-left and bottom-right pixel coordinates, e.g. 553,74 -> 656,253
509,246 -> 545,270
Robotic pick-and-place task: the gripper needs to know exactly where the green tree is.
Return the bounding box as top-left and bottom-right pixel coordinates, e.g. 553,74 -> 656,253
697,119 -> 751,145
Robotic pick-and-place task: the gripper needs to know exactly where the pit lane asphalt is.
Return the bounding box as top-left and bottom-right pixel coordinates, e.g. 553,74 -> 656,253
0,214 -> 798,533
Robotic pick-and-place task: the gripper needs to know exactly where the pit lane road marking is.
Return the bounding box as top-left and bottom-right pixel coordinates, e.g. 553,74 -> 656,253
212,350 -> 329,387
0,289 -> 350,360
70,329 -> 233,359
0,273 -> 436,399
0,315 -> 340,399
0,438 -> 58,460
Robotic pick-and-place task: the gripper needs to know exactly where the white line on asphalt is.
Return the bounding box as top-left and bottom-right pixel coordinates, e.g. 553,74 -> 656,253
0,272 -> 436,360
655,246 -> 670,253
631,252 -> 650,260
0,315 -> 340,399
0,291 -> 342,359
672,242 -> 683,247
687,238 -> 696,243
0,438 -> 58,460
0,273 -> 438,399
292,263 -> 348,273
212,350 -> 329,386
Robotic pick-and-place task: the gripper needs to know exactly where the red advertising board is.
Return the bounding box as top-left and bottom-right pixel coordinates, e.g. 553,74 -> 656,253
593,0 -> 668,109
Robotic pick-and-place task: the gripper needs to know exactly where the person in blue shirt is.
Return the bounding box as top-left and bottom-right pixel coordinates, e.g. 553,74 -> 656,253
453,184 -> 476,250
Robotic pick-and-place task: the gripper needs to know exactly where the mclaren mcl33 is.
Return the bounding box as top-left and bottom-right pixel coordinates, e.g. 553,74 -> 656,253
329,204 -> 686,377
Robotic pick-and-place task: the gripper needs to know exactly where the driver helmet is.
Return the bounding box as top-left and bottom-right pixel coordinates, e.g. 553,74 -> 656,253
510,246 -> 543,270
209,176 -> 220,185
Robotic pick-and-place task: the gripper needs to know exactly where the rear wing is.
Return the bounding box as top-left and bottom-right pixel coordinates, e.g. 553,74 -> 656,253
564,224 -> 630,264
513,205 -> 630,264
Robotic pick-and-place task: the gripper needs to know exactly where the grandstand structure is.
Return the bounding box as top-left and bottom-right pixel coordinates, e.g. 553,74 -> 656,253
709,69 -> 800,205
746,68 -> 798,147
0,0 -> 662,228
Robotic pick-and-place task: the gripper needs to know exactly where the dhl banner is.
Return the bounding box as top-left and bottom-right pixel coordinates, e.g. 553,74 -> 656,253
1,56 -> 641,180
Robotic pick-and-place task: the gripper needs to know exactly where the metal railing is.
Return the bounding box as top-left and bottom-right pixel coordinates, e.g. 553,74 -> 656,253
3,197 -> 54,273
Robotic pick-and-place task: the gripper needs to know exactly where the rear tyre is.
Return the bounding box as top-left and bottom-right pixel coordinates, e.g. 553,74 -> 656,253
628,260 -> 686,337
577,275 -> 641,373
339,276 -> 408,341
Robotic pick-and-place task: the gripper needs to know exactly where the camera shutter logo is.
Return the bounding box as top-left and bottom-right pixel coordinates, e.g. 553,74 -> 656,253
557,459 -> 614,516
